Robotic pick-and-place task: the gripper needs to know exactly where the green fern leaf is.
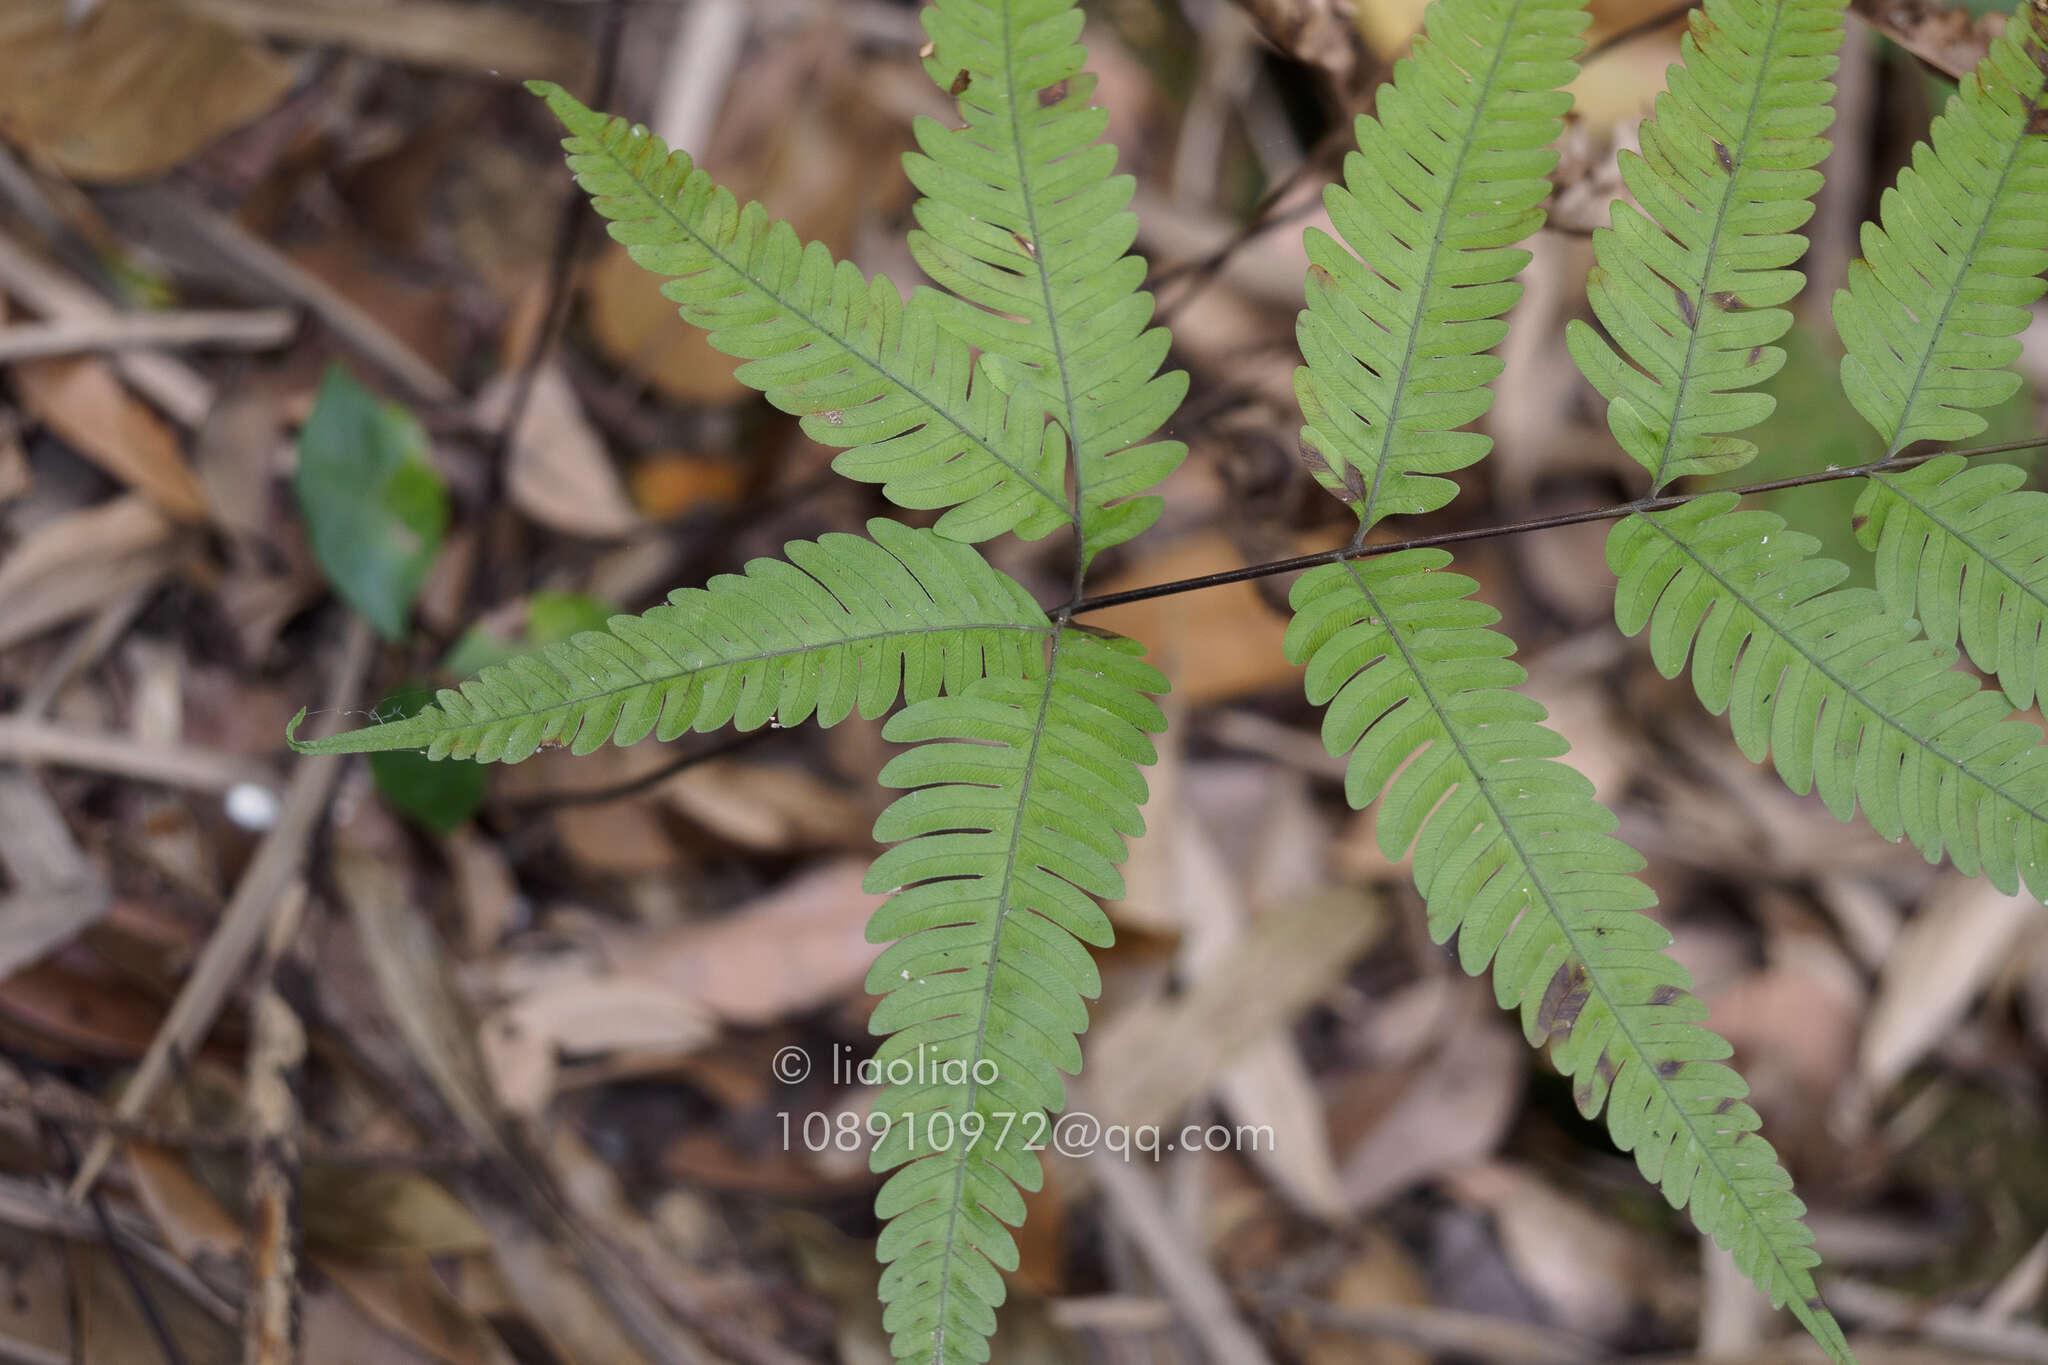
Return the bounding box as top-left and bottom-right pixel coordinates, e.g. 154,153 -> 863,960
286,519 -> 1048,761
1854,454 -> 2048,708
1290,0 -> 1850,1351
1616,497 -> 2048,898
1828,15 -> 2048,706
529,82 -> 1073,544
907,0 -> 1188,562
1294,0 -> 1584,525
864,628 -> 1165,1365
1835,12 -> 2048,454
1566,0 -> 1845,488
1285,552 -> 1850,1357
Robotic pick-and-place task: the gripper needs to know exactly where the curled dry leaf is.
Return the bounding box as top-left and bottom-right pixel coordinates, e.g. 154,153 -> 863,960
1225,0 -> 1374,97
481,977 -> 715,1117
475,363 -> 640,540
0,0 -> 296,182
11,358 -> 207,520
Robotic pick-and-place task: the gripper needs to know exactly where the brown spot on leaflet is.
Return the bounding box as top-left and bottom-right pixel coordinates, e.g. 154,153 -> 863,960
1655,1058 -> 1685,1079
1038,79 -> 1069,108
1648,984 -> 1683,1006
1675,288 -> 1698,329
1713,140 -> 1734,173
1537,959 -> 1591,1040
950,70 -> 972,96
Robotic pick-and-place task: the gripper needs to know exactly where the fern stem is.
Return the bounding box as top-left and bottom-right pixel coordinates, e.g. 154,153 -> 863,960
1068,433 -> 2048,614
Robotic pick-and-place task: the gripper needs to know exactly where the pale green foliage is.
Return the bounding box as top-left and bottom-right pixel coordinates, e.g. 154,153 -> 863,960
1286,553 -> 1838,1343
1616,497 -> 2048,897
1287,0 -> 1846,1348
1834,16 -> 2048,707
1568,0 -> 1845,487
285,0 -> 2048,1359
287,520 -> 1047,762
1835,19 -> 2048,454
531,83 -> 1073,544
864,629 -> 1163,1364
1295,0 -> 1583,525
1855,454 -> 2048,709
907,0 -> 1188,561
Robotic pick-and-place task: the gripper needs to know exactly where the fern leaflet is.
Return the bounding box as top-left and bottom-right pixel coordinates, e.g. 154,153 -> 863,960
1285,554 -> 1846,1352
864,628 -> 1165,1365
1289,0 -> 1849,1350
1566,0 -> 1844,488
1835,13 -> 2048,455
1294,0 -> 1581,525
1834,14 -> 2048,707
529,83 -> 1073,544
287,520 -> 1048,762
907,0 -> 1188,563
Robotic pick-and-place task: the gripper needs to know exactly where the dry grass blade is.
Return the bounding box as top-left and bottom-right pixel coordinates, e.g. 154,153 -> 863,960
182,0 -> 589,82
0,717 -> 275,793
0,308 -> 295,362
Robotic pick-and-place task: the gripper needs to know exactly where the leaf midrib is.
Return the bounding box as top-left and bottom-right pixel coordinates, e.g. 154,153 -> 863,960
1877,74 -> 2047,457
305,620 -> 1050,753
1357,0 -> 1534,532
925,627 -> 1068,1365
1342,558 -> 1836,1327
576,110 -> 1075,529
1644,0 -> 1801,491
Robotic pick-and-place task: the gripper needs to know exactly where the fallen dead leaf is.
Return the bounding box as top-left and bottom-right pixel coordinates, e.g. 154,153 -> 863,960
0,0 -> 296,182
622,859 -> 885,1026
1859,876 -> 2037,1094
315,1252 -> 515,1365
477,363 -> 640,540
630,452 -> 744,521
1447,1162 -> 1655,1340
1087,530 -> 1306,705
11,358 -> 207,519
481,977 -> 715,1116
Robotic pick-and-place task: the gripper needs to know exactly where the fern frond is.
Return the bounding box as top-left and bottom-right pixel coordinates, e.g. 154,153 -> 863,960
1834,12 -> 2048,454
529,83 -> 1074,545
1566,0 -> 1845,488
1615,496 -> 2048,898
1827,16 -> 2048,707
907,0 -> 1188,562
863,628 -> 1165,1365
1854,455 -> 2048,709
287,520 -> 1049,762
1294,0 -> 1584,525
1285,552 -> 1850,1357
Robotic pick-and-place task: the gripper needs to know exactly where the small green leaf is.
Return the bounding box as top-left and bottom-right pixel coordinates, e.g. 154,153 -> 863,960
439,591 -> 615,680
367,686 -> 487,834
294,366 -> 449,641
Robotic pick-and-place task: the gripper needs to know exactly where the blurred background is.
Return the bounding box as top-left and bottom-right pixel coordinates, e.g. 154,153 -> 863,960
0,0 -> 2043,1361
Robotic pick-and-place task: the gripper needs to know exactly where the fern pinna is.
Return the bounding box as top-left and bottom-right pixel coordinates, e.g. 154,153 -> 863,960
289,0 -> 2048,1358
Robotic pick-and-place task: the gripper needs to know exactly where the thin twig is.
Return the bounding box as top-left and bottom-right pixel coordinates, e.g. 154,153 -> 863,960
0,717 -> 276,794
42,1125 -> 192,1365
67,618 -> 376,1203
242,892 -> 307,1365
0,310 -> 296,363
1070,434 -> 2048,615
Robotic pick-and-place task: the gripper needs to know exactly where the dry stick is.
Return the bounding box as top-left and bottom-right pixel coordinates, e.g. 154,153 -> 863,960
0,233 -> 214,427
0,717 -> 276,794
242,885 -> 307,1365
67,617 -> 376,1203
1067,434 -> 2048,615
1088,1152 -> 1277,1365
0,310 -> 297,363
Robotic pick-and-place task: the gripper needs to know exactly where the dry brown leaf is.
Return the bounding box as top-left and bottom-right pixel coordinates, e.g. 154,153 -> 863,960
301,1288 -> 440,1365
315,1253 -> 515,1365
660,759 -> 871,851
11,359 -> 207,519
477,363 -> 641,540
0,0 -> 296,182
1447,1162 -> 1655,1340
185,0 -> 587,81
623,859 -> 885,1026
301,1165 -> 491,1257
1859,875 -> 2037,1094
1290,1227 -> 1431,1365
481,977 -> 715,1116
1336,1007 -> 1523,1214
631,452 -> 744,521
1090,887 -> 1385,1132
125,1142 -> 242,1263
